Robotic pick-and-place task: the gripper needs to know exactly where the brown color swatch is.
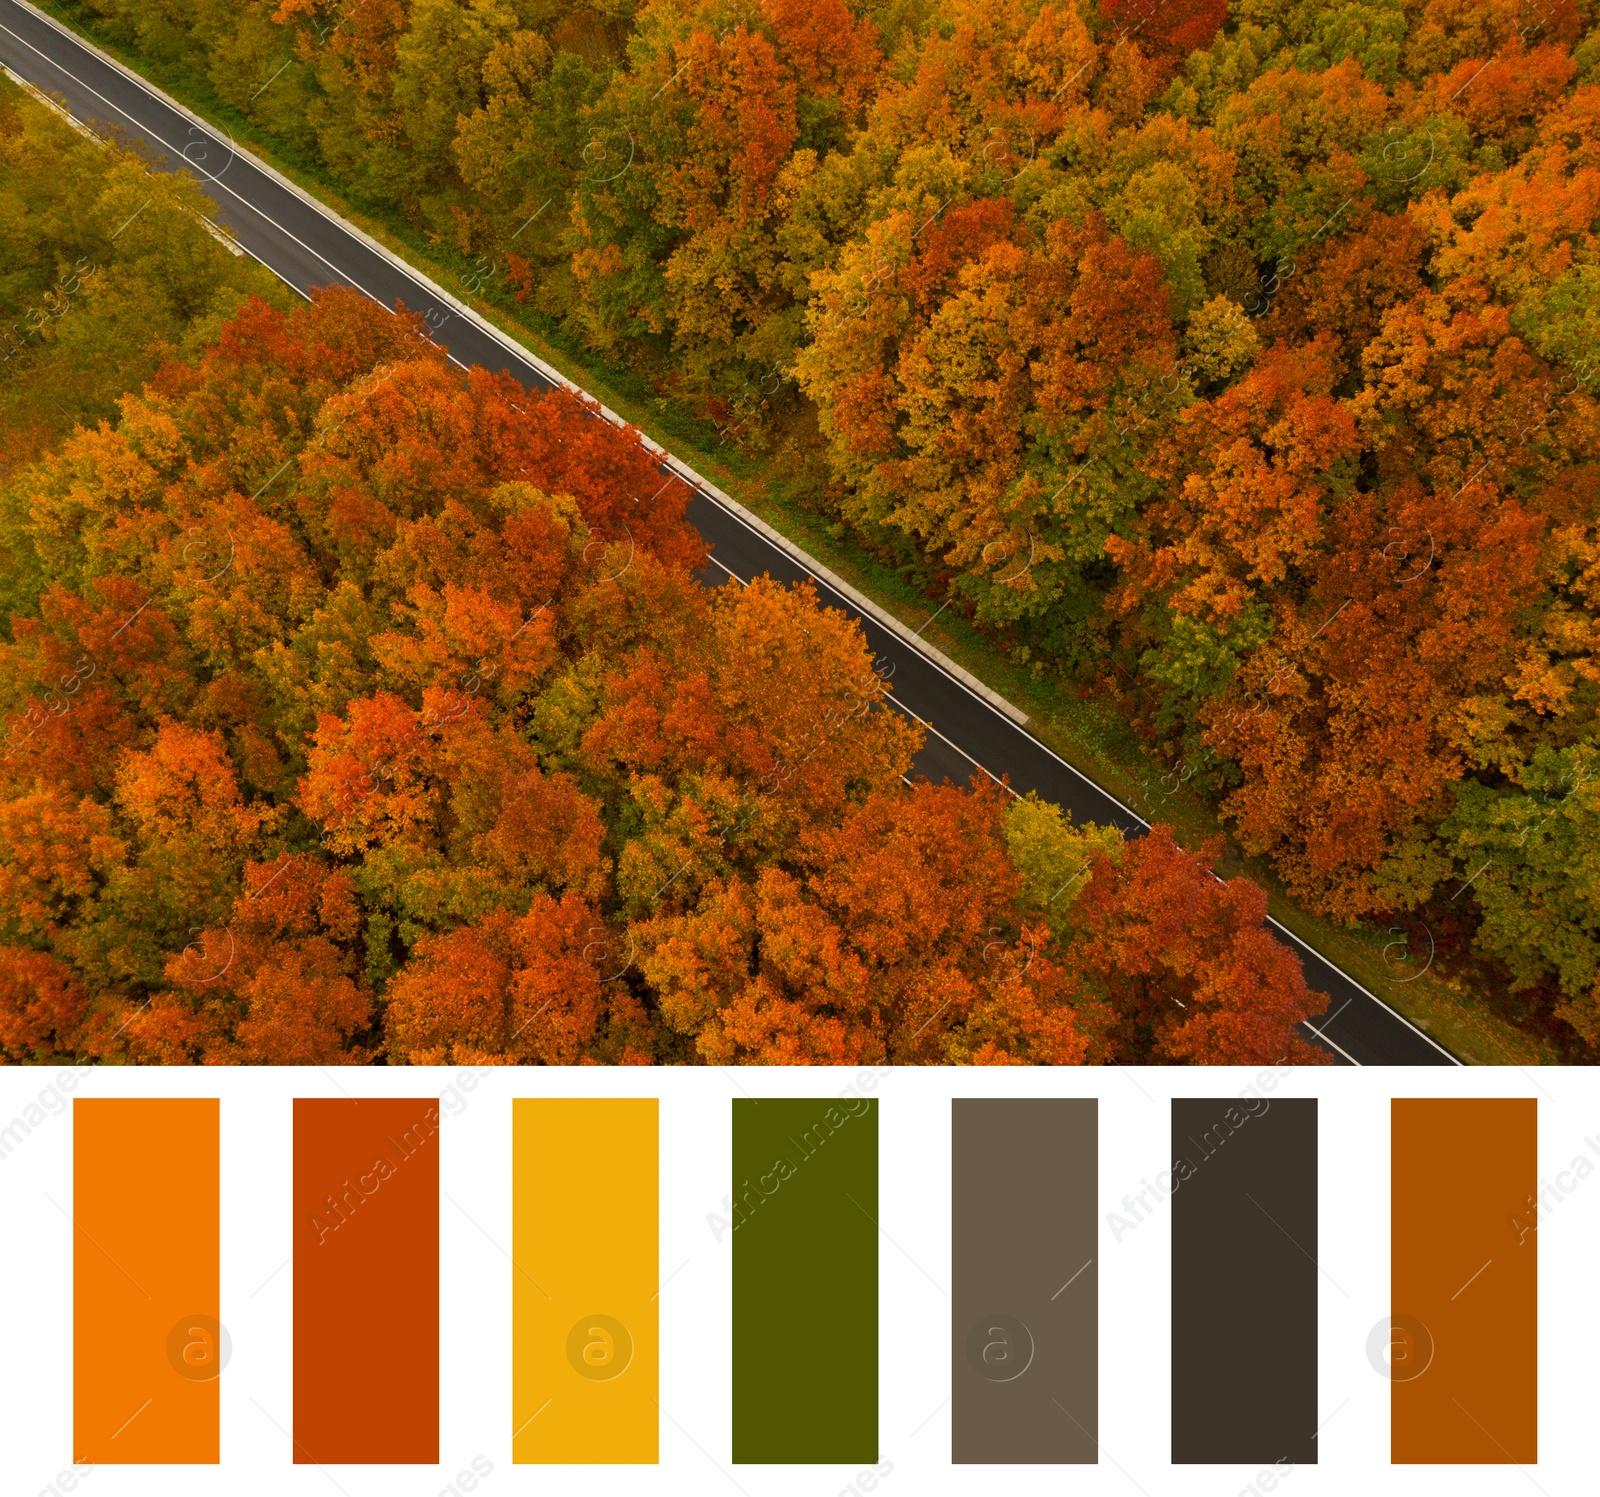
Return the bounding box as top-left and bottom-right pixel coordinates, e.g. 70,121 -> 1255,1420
293,1098 -> 440,1463
1171,1096 -> 1318,1464
952,1098 -> 1097,1464
1391,1097 -> 1536,1464
74,1098 -> 220,1463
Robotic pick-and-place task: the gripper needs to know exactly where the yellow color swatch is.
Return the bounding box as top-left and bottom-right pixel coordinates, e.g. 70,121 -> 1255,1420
74,1097 -> 220,1463
512,1097 -> 658,1463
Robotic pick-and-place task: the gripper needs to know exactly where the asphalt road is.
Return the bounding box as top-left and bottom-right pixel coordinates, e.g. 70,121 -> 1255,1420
0,0 -> 1459,1065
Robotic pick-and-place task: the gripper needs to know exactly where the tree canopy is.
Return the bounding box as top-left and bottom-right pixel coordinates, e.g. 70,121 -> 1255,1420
0,269 -> 1327,1063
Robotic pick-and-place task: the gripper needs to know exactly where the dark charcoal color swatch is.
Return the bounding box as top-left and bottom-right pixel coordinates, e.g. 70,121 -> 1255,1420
732,1097 -> 878,1463
952,1098 -> 1098,1464
1171,1096 -> 1317,1465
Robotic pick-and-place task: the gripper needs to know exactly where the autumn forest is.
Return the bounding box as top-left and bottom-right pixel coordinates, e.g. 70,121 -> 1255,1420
3,0 -> 1599,1063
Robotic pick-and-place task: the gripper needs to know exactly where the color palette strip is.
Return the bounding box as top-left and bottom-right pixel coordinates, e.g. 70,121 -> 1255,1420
58,1088 -> 1548,1474
1391,1097 -> 1536,1463
292,1098 -> 439,1464
952,1097 -> 1097,1463
1171,1097 -> 1317,1464
73,1097 -> 220,1464
512,1097 -> 658,1463
732,1097 -> 877,1463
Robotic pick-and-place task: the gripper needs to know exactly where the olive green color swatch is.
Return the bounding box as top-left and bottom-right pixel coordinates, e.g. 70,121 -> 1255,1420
731,1097 -> 878,1463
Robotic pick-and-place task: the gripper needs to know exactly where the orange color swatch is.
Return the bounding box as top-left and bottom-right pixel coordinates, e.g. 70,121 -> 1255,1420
73,1097 -> 220,1463
1391,1097 -> 1537,1463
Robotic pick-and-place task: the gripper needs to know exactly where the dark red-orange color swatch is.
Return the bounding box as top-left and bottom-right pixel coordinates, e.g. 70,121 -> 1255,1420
1391,1097 -> 1536,1463
293,1098 -> 440,1463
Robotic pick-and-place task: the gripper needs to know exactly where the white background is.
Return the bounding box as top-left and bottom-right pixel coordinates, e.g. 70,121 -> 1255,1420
0,1062 -> 1592,1497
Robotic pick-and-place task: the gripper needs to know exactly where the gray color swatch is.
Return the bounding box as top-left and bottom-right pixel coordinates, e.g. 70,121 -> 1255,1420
952,1097 -> 1098,1464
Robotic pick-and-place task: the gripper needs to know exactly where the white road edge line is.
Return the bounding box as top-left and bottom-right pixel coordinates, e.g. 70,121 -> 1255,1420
5,0 -> 1456,1065
1263,916 -> 1458,1064
1299,1018 -> 1361,1067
